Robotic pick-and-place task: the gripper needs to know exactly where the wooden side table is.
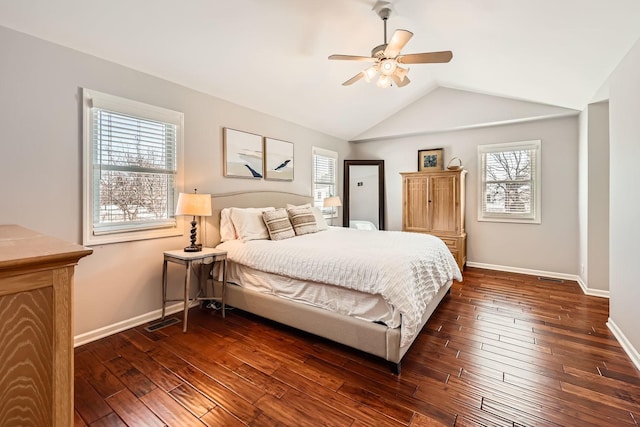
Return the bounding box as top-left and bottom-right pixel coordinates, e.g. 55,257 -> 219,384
161,247 -> 227,332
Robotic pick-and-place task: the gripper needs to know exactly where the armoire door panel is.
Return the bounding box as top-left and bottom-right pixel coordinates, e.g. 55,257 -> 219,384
429,175 -> 459,234
403,177 -> 429,231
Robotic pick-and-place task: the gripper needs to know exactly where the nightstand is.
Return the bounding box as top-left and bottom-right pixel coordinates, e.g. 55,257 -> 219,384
161,247 -> 227,332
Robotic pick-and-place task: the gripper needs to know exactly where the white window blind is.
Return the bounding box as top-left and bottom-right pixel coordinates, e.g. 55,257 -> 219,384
478,140 -> 541,223
312,147 -> 338,217
83,89 -> 184,245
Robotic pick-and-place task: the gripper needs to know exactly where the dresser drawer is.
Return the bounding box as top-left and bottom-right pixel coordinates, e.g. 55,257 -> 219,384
439,237 -> 459,250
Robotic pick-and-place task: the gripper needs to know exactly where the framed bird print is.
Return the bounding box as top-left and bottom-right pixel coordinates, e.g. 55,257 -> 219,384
223,127 -> 264,178
264,137 -> 294,181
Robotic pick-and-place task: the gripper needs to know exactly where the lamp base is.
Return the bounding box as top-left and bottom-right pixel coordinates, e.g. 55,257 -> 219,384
183,244 -> 202,252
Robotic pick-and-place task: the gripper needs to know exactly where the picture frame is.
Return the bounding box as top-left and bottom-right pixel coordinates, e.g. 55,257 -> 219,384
223,127 -> 263,179
418,148 -> 444,172
264,137 -> 294,181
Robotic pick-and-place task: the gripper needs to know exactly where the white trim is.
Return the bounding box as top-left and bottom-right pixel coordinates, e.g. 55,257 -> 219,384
82,88 -> 185,246
466,261 -> 609,298
73,301 -> 196,347
312,146 -> 338,158
607,318 -> 640,372
575,276 -> 610,298
477,140 -> 541,224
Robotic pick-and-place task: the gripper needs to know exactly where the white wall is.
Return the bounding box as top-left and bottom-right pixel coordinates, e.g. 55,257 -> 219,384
578,103 -> 610,294
350,115 -> 580,276
0,26 -> 348,338
608,37 -> 640,363
578,109 -> 589,285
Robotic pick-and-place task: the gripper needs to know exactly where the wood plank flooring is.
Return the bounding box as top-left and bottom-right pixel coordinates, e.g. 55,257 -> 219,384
74,268 -> 640,426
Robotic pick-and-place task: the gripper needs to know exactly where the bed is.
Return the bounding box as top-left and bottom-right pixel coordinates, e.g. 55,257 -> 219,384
203,191 -> 461,373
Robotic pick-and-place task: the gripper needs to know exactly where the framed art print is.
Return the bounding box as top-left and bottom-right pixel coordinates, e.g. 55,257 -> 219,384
223,127 -> 263,178
418,148 -> 443,172
264,137 -> 294,181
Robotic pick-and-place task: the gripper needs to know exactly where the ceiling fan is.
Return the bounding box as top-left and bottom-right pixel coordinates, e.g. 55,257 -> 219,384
328,1 -> 452,88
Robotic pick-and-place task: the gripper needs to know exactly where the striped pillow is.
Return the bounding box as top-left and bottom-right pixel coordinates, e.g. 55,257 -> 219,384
287,206 -> 318,236
262,209 -> 295,240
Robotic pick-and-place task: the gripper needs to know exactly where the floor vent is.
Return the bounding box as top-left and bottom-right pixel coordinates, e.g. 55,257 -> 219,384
144,317 -> 180,332
537,276 -> 565,284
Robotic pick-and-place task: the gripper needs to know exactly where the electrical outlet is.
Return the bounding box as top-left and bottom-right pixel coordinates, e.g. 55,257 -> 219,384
580,264 -> 585,274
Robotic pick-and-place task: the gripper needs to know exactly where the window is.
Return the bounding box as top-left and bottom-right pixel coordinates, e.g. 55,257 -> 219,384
312,147 -> 338,217
478,140 -> 541,223
82,89 -> 184,245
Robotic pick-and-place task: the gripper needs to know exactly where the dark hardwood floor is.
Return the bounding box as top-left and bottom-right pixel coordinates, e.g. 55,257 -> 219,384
74,268 -> 640,426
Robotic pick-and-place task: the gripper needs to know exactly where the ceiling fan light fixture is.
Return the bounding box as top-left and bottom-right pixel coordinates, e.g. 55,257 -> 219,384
363,65 -> 379,82
380,59 -> 397,76
376,75 -> 392,88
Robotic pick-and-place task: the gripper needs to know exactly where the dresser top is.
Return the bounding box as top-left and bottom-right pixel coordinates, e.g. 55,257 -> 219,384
0,225 -> 93,272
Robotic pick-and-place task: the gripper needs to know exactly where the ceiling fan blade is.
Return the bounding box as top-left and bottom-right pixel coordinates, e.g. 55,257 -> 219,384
329,54 -> 378,62
383,29 -> 413,58
342,72 -> 365,86
392,73 -> 410,87
397,51 -> 453,64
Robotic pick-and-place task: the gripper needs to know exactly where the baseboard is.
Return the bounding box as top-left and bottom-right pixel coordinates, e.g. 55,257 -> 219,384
75,262 -> 609,348
465,261 -> 609,298
73,301 -> 195,347
607,318 -> 640,372
575,276 -> 610,298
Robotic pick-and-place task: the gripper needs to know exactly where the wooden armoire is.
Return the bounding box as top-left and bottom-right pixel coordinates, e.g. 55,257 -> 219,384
401,169 -> 467,270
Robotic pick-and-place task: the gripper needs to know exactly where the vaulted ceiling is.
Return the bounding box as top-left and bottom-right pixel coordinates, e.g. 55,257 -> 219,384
1,0 -> 639,140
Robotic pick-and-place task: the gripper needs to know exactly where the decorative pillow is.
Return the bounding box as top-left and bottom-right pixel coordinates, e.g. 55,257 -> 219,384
262,209 -> 295,240
220,208 -> 237,242
287,206 -> 318,236
287,203 -> 328,231
311,207 -> 329,231
229,207 -> 275,242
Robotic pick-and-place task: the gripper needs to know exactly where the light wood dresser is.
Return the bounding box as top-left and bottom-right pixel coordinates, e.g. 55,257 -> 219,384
0,225 -> 92,426
401,170 -> 467,270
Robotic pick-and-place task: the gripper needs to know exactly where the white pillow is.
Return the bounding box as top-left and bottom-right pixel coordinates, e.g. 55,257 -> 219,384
287,203 -> 328,231
312,207 -> 329,231
220,208 -> 237,242
229,207 -> 275,242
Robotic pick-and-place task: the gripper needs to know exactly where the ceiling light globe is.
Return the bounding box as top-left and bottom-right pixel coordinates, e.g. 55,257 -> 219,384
377,75 -> 392,88
363,65 -> 379,82
380,59 -> 397,76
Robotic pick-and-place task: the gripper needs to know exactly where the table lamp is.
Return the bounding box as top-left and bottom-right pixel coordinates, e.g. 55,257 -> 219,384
323,196 -> 342,226
175,189 -> 212,252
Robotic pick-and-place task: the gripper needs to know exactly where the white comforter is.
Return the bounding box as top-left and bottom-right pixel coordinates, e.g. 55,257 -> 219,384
217,227 -> 462,346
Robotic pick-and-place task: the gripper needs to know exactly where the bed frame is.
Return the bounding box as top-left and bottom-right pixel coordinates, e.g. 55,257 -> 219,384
203,191 -> 451,373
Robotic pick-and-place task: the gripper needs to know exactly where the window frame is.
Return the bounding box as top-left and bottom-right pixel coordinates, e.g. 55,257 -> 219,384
477,140 -> 541,224
82,89 -> 184,245
312,147 -> 338,218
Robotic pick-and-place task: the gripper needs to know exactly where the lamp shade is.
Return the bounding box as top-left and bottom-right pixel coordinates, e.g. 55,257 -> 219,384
323,196 -> 342,208
175,193 -> 212,217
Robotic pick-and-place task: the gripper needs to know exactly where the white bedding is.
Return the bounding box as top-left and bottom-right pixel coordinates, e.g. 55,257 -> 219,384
225,262 -> 401,326
217,227 -> 462,346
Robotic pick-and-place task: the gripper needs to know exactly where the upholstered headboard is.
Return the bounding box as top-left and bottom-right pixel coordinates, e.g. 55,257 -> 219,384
202,191 -> 313,247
